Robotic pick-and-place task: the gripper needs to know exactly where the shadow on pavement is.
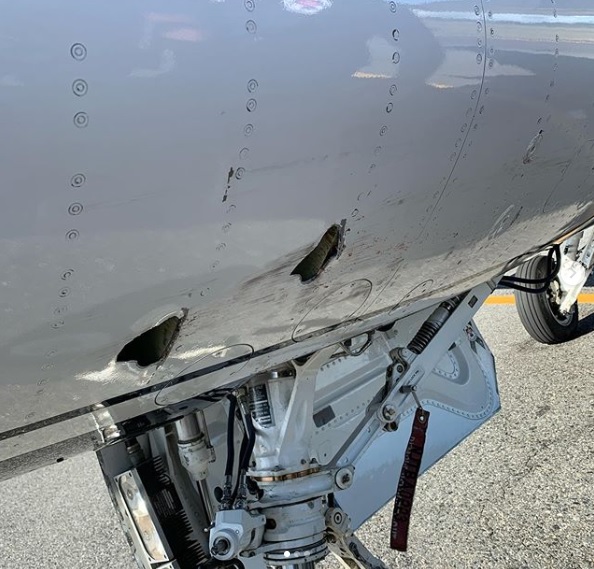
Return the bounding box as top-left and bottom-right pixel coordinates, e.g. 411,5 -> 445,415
576,311 -> 594,339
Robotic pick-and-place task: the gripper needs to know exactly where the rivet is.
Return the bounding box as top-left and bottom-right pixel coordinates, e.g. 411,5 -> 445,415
72,79 -> 88,97
70,43 -> 87,61
73,112 -> 89,128
68,202 -> 83,215
70,173 -> 86,188
246,98 -> 257,112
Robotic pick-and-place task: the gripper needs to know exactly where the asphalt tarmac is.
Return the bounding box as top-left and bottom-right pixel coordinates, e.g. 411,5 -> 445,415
1,299 -> 593,569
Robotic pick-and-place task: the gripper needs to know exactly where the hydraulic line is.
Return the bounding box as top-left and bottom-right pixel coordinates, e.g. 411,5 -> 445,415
224,395 -> 237,478
220,394 -> 238,509
240,409 -> 256,472
501,245 -> 561,293
233,397 -> 257,507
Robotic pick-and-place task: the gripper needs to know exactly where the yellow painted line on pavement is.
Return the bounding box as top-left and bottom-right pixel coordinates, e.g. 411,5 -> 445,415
486,295 -> 516,305
486,293 -> 594,305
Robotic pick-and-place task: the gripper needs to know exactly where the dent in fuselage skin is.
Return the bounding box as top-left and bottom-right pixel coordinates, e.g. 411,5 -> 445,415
0,0 -> 593,449
223,167 -> 235,202
523,130 -> 544,164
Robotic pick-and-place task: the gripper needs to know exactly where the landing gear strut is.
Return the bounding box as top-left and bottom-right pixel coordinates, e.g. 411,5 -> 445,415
515,227 -> 594,344
96,283 -> 500,569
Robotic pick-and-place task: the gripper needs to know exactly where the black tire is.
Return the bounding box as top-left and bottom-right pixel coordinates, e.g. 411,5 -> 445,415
514,255 -> 579,344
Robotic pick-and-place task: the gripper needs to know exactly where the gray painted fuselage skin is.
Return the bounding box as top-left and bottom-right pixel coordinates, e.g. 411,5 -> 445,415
0,0 -> 593,470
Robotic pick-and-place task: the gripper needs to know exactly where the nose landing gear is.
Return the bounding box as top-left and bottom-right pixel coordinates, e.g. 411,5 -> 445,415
513,228 -> 594,344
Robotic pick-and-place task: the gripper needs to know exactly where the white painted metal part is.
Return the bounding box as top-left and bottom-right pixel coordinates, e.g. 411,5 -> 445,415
558,227 -> 594,313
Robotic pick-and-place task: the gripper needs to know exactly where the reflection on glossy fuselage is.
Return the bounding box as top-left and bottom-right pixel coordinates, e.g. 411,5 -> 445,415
0,0 -> 593,466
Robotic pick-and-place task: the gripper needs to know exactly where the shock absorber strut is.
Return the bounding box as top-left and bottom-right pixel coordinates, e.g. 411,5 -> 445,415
174,412 -> 215,521
407,297 -> 461,354
209,346 -> 349,566
246,354 -> 336,566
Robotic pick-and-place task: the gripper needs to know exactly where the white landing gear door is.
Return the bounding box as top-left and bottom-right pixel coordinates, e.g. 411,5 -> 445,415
336,320 -> 500,530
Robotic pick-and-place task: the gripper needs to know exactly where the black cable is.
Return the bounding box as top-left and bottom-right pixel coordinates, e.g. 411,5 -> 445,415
500,245 -> 561,293
231,404 -> 256,503
195,387 -> 233,404
501,280 -> 553,294
224,394 -> 237,478
240,411 -> 256,471
231,432 -> 249,502
504,246 -> 558,284
502,245 -> 561,285
237,435 -> 249,473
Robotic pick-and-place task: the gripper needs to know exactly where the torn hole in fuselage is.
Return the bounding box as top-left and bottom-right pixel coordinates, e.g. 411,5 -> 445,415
291,222 -> 345,283
117,316 -> 182,367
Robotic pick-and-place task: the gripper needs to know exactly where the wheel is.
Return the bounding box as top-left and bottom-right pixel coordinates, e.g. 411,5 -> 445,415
514,255 -> 579,344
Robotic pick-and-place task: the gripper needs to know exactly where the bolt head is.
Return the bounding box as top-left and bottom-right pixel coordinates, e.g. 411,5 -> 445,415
212,537 -> 231,557
382,404 -> 397,421
335,467 -> 354,489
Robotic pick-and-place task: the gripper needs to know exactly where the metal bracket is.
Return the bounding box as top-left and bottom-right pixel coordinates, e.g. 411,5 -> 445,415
329,283 -> 494,469
559,226 -> 594,313
326,508 -> 389,569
